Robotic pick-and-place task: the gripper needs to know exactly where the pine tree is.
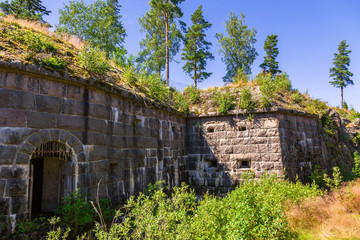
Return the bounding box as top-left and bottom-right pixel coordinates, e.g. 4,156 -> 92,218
139,0 -> 185,86
329,40 -> 354,109
260,34 -> 281,76
57,0 -> 126,58
181,5 -> 214,88
216,11 -> 257,83
0,0 -> 51,23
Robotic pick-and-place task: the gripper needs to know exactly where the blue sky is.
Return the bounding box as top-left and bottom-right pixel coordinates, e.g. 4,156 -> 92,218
6,0 -> 360,110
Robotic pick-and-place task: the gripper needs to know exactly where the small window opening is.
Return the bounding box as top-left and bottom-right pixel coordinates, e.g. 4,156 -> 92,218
207,127 -> 214,133
238,126 -> 246,131
205,159 -> 217,168
172,126 -> 176,132
237,160 -> 250,169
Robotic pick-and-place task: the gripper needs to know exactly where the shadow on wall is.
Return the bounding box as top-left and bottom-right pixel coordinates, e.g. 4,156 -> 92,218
186,112 -> 329,195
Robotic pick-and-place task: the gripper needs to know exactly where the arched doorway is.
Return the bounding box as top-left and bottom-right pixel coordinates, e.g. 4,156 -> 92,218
28,141 -> 75,218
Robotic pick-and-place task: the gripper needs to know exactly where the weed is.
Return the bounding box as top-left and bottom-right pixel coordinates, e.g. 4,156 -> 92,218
42,57 -> 66,71
172,91 -> 189,113
291,91 -> 304,104
78,45 -> 109,75
184,85 -> 200,104
352,151 -> 360,179
323,166 -> 343,190
239,86 -> 256,111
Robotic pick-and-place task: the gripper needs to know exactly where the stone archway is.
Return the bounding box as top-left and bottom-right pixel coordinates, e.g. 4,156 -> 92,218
14,129 -> 85,218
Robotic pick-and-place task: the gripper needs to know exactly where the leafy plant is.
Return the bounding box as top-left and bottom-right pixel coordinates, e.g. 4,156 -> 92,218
184,85 -> 200,104
291,91 -> 304,104
352,151 -> 360,179
239,86 -> 256,111
78,45 -> 109,74
42,57 -> 66,71
323,166 -> 343,189
173,91 -> 189,113
218,91 -> 234,114
46,217 -> 70,240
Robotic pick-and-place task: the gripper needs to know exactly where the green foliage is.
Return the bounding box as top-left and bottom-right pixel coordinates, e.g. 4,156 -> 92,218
211,88 -> 234,114
260,34 -> 281,76
329,40 -> 354,108
0,0 -> 51,23
183,85 -> 200,104
321,113 -> 335,136
57,0 -> 126,58
291,91 -> 304,104
182,5 -> 214,88
15,217 -> 46,234
97,176 -> 321,239
55,191 -> 114,237
306,98 -> 328,114
352,151 -> 360,179
309,164 -> 327,188
257,72 -> 276,108
348,108 -> 360,122
343,101 -> 348,110
138,0 -> 185,84
46,217 -> 71,240
233,68 -> 249,85
42,57 -> 66,71
5,27 -> 57,54
352,133 -> 360,144
323,166 -> 343,189
274,73 -> 292,91
138,73 -> 171,103
216,11 -> 257,82
172,91 -> 189,113
78,45 -> 109,74
239,86 -> 256,111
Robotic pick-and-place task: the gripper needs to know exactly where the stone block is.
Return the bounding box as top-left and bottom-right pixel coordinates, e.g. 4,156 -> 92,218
88,118 -> 107,133
61,98 -> 77,115
77,152 -> 87,162
91,160 -> 110,173
90,104 -> 111,120
26,111 -> 56,129
0,89 -> 9,108
5,178 -> 26,196
0,145 -> 17,164
0,166 -> 25,179
15,152 -> 30,164
19,141 -> 35,155
0,197 -> 10,215
10,196 -> 27,214
88,146 -> 107,161
35,95 -> 62,113
0,180 -> 5,197
66,135 -> 79,148
8,89 -> 35,110
39,80 -> 66,97
72,143 -> 84,154
0,109 -> 26,127
57,115 -> 85,130
66,85 -> 84,100
59,130 -> 71,143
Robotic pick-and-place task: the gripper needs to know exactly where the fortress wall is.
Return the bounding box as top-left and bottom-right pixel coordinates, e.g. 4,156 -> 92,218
0,64 -> 187,225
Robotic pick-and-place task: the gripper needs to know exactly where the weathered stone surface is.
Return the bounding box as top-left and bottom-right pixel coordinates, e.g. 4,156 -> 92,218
0,166 -> 25,179
5,178 -> 26,196
0,109 -> 26,127
35,95 -> 62,113
27,111 -> 56,129
0,145 -> 17,164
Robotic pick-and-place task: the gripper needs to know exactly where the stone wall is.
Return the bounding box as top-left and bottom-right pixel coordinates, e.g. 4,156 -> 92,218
186,111 -> 325,195
0,62 -> 187,227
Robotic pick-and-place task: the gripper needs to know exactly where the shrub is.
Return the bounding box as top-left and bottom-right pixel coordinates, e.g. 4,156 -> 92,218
239,86 -> 256,111
291,91 -> 304,104
78,45 -> 109,75
218,91 -> 234,114
139,73 -> 171,103
172,91 -> 189,113
323,166 -> 343,189
6,28 -> 57,53
274,72 -> 292,91
183,85 -> 200,104
352,151 -> 360,179
42,57 -> 66,71
233,68 -> 249,85
211,87 -> 221,106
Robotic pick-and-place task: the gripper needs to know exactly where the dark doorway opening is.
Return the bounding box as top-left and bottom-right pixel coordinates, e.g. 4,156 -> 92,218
28,141 -> 74,219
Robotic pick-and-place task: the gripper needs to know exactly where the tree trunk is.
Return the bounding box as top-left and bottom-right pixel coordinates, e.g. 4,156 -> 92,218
165,0 -> 169,86
341,86 -> 344,109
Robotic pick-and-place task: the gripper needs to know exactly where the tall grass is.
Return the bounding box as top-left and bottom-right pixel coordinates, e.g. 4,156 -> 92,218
287,180 -> 360,239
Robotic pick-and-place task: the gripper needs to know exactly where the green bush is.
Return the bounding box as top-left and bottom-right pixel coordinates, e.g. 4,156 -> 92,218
42,57 -> 66,71
173,91 -> 190,113
274,73 -> 292,91
239,86 -> 256,111
211,88 -> 234,114
96,175 -> 321,239
291,91 -> 304,104
352,151 -> 360,179
78,45 -> 109,74
183,85 -> 200,104
6,28 -> 57,53
139,73 -> 171,103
